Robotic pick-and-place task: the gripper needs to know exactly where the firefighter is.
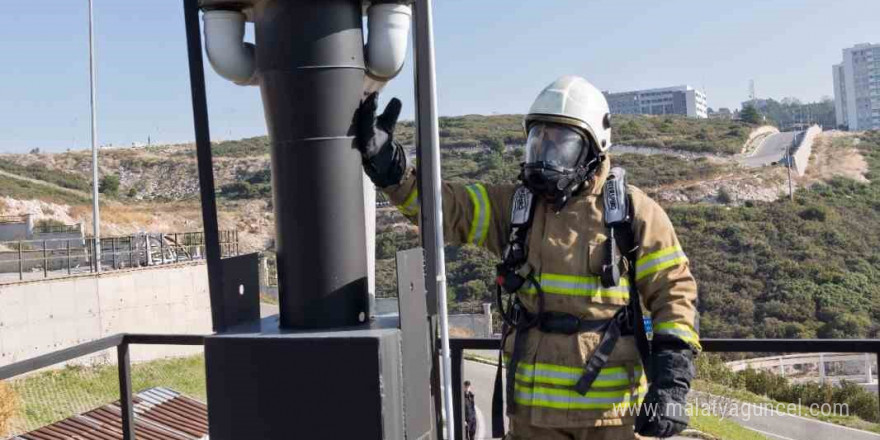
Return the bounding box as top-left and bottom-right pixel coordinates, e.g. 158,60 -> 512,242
355,75 -> 700,439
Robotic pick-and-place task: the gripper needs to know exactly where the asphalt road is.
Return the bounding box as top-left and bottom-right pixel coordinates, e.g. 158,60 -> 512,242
716,399 -> 880,440
744,131 -> 799,168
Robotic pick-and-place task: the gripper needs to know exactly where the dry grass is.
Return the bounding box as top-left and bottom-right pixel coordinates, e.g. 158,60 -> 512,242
0,381 -> 19,437
449,327 -> 475,338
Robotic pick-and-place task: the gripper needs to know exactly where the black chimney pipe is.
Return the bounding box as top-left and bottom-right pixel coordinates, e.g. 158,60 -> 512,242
254,0 -> 368,329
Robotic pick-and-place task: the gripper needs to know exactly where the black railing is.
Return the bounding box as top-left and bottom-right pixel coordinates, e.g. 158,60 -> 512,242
0,333 -> 205,440
2,336 -> 878,440
0,230 -> 239,283
447,338 -> 880,440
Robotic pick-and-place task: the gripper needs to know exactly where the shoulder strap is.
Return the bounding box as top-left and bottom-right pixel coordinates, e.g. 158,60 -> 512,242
501,185 -> 536,265
602,167 -> 653,376
601,167 -> 630,287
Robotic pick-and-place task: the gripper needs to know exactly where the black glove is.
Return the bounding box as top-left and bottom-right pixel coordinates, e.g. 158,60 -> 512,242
635,340 -> 695,438
354,92 -> 407,188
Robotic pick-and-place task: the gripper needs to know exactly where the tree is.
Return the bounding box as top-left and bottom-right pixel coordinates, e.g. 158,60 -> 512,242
99,174 -> 120,195
485,136 -> 505,156
740,104 -> 762,124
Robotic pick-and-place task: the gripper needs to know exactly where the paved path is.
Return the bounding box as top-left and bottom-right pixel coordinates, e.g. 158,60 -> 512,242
260,303 -> 278,318
743,131 -> 799,167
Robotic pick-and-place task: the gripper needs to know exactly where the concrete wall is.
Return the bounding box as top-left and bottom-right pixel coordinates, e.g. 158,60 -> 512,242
792,125 -> 822,177
448,305 -> 493,338
374,298 -> 493,337
0,216 -> 31,242
0,262 -> 212,368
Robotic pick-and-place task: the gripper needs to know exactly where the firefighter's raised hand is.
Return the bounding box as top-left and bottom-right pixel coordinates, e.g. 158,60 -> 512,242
354,92 -> 406,188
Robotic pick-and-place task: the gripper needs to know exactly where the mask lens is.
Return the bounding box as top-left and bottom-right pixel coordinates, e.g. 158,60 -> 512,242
525,124 -> 585,169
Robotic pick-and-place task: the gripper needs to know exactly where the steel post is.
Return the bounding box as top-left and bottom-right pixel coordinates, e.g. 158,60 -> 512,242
413,0 -> 455,434
117,342 -> 135,440
183,0 -> 226,331
18,241 -> 23,281
42,241 -> 48,278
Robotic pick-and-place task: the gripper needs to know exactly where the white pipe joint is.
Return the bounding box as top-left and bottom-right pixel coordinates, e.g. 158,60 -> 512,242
366,3 -> 412,81
203,10 -> 258,86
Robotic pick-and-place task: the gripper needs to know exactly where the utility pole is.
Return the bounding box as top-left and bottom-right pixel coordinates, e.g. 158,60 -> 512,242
88,0 -> 101,272
787,135 -> 795,201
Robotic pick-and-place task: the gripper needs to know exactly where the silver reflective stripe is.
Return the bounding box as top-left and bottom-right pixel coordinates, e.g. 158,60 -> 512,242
637,249 -> 686,273
540,278 -> 629,294
515,390 -> 634,405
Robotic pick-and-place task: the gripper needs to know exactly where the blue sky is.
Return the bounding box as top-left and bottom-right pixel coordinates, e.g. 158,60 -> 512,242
2,0 -> 879,153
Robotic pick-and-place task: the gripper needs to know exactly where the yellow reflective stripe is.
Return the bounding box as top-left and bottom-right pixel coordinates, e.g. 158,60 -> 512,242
520,273 -> 630,299
635,245 -> 687,280
515,363 -> 645,388
654,322 -> 702,351
397,187 -> 419,216
464,183 -> 491,246
513,383 -> 647,410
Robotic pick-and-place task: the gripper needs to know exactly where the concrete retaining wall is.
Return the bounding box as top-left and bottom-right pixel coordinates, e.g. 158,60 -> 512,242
0,262 -> 212,368
792,125 -> 822,177
742,125 -> 780,155
0,216 -> 31,242
374,298 -> 493,337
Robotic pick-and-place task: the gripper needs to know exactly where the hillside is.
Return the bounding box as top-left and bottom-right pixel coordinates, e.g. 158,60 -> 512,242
1,115 -> 874,340
377,130 -> 880,341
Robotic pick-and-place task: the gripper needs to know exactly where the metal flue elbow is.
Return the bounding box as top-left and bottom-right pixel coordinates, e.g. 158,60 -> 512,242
203,10 -> 257,86
364,3 -> 411,94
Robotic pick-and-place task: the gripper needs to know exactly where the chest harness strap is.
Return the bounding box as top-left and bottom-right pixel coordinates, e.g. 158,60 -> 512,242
491,168 -> 651,438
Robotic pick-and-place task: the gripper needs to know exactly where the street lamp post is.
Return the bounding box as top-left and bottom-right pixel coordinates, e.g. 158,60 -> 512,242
787,135 -> 795,202
88,0 -> 101,272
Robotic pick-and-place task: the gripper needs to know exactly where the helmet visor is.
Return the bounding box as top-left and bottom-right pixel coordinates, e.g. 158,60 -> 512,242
524,123 -> 586,170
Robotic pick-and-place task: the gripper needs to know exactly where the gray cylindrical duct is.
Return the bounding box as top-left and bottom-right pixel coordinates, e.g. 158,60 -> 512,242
254,0 -> 368,329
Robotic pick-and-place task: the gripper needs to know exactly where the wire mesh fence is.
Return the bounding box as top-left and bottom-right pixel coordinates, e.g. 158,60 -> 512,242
0,346 -> 207,438
0,230 -> 239,285
1,350 -> 119,437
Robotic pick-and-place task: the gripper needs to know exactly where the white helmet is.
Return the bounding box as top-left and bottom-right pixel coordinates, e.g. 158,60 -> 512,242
524,75 -> 612,153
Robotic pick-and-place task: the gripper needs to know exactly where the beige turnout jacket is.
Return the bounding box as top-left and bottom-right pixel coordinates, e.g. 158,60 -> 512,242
382,157 -> 700,428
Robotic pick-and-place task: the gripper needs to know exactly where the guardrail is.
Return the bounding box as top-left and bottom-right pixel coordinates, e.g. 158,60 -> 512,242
0,230 -> 239,283
2,336 -> 878,439
0,333 -> 205,440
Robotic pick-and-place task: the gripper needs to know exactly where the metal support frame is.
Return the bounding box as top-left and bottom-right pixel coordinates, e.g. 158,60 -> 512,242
117,342 -> 135,440
0,335 -> 877,440
412,0 -> 453,437
183,0 -> 226,332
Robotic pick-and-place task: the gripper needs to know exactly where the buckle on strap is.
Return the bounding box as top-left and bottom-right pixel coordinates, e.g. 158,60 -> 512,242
539,311 -> 582,335
574,308 -> 627,395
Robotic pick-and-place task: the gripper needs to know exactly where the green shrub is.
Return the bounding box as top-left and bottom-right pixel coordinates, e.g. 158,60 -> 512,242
697,354 -> 879,423
219,181 -> 271,200
98,174 -> 120,195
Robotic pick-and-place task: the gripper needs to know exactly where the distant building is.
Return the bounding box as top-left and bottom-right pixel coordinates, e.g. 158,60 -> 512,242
604,85 -> 708,118
832,42 -> 880,131
708,107 -> 733,120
